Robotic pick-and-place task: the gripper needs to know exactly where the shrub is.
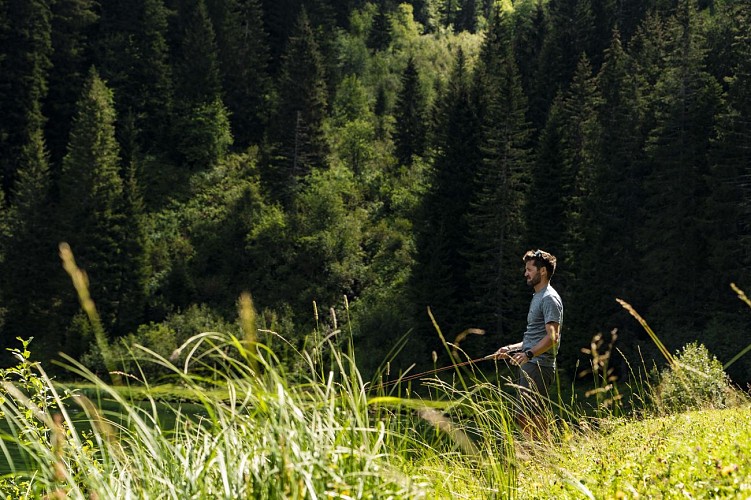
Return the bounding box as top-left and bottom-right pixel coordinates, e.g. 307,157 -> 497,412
80,304 -> 240,381
653,342 -> 740,414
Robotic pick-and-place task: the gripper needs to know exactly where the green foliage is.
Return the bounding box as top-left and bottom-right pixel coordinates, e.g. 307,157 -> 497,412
80,304 -> 239,380
653,342 -> 738,414
208,0 -> 271,148
57,67 -> 141,340
0,0 -> 52,194
0,338 -> 96,497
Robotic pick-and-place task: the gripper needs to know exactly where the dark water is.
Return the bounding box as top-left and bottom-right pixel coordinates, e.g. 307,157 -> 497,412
0,399 -> 207,476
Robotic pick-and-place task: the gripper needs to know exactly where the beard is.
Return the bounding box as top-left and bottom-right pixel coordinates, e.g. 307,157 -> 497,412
527,274 -> 541,288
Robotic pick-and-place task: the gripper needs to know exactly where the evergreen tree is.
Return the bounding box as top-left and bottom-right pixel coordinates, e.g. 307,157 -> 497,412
581,30 -> 647,334
44,0 -> 97,169
57,68 -> 136,341
0,126 -> 60,363
704,2 -> 751,375
512,0 -> 547,131
465,11 -> 533,342
615,0 -> 652,44
207,0 -> 271,148
172,0 -> 232,170
261,0 -> 301,74
393,57 -> 427,167
532,0 -> 596,130
114,159 -> 151,336
557,55 -> 606,358
266,7 -> 329,204
0,0 -> 52,197
367,0 -> 391,52
96,0 -> 174,159
526,96 -> 566,255
638,1 -> 722,338
456,0 -> 478,33
410,48 -> 481,358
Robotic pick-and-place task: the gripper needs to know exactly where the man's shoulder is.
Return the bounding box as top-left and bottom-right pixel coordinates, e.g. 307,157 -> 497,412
542,285 -> 563,304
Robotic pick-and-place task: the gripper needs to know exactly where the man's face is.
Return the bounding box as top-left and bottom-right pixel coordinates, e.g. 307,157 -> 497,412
524,260 -> 543,288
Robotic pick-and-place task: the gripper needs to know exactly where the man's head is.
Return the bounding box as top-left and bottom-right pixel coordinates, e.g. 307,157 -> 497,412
523,249 -> 557,288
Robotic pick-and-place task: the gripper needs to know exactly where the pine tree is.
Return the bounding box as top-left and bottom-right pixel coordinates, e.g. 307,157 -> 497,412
0,126 -> 60,362
697,3 -> 751,381
96,0 -> 174,159
114,159 -> 150,336
367,0 -> 391,52
207,0 -> 271,148
266,7 -> 329,204
456,0 -> 478,33
557,56 -> 606,356
533,0 -> 596,126
57,68 -> 134,341
513,0 -> 547,131
581,30 -> 647,333
172,0 -> 232,169
393,57 -> 427,167
44,0 -> 97,168
706,2 -> 751,311
638,1 -> 722,337
261,0 -> 301,74
410,48 -> 482,356
0,0 -> 52,197
465,10 -> 533,341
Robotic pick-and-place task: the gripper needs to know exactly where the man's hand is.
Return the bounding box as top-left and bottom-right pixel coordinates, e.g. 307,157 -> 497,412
508,351 -> 529,367
492,346 -> 512,360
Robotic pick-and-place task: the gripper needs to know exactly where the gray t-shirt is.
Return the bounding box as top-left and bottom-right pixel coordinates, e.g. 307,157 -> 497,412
522,284 -> 563,368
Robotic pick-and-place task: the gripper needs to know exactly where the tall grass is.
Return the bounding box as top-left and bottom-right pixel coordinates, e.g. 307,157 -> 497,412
0,327 -> 538,498
2,247 -> 749,498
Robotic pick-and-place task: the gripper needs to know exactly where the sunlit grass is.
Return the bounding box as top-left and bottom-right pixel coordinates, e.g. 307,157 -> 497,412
521,406 -> 751,498
1,245 -> 750,497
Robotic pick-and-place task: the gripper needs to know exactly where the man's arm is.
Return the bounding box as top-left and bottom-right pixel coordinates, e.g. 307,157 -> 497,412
492,341 -> 523,359
508,322 -> 560,366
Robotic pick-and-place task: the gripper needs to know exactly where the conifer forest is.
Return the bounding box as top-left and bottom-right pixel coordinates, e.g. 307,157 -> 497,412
1,0 -> 750,386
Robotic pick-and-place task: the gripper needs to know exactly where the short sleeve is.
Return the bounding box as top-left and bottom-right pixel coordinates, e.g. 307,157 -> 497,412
542,295 -> 563,325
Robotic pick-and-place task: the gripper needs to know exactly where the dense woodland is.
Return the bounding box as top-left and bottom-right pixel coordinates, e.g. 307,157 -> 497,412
0,0 -> 750,385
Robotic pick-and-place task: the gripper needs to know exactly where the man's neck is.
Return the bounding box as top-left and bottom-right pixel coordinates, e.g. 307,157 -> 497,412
534,280 -> 549,293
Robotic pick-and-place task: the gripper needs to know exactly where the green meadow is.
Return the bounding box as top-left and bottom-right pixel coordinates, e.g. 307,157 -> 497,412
1,296 -> 749,498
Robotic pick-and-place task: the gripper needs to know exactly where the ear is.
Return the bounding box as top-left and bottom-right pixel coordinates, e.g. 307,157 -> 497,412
540,266 -> 549,280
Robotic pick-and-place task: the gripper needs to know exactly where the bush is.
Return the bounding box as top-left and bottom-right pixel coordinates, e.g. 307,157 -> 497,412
653,342 -> 740,414
80,304 -> 240,381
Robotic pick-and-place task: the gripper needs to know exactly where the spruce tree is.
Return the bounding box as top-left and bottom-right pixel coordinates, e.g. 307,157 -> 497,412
533,0 -> 596,129
266,7 -> 329,204
96,0 -> 174,160
465,11 -> 533,342
582,30 -> 648,334
44,0 -> 97,168
57,68 -> 134,342
410,48 -> 481,358
172,0 -> 232,169
704,2 -> 751,349
367,0 -> 391,52
638,1 -> 722,338
207,0 -> 271,148
557,55 -> 605,357
393,57 -> 427,167
513,0 -> 547,132
0,0 -> 52,197
0,126 -> 60,363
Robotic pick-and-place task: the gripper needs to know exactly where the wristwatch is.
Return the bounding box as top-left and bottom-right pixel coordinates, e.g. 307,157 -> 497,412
525,349 -> 534,360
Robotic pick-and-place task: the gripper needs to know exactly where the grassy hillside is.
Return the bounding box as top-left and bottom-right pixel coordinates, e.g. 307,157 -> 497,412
522,407 -> 751,498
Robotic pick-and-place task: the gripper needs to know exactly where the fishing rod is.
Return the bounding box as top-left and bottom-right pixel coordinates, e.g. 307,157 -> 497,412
371,351 -> 521,391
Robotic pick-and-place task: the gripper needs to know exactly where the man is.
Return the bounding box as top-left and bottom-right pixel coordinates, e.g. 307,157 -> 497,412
492,249 -> 563,437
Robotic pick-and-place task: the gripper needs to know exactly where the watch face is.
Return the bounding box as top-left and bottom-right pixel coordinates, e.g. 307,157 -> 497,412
526,350 -> 534,359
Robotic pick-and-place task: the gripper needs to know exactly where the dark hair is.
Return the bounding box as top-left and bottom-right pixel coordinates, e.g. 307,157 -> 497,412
523,249 -> 557,278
